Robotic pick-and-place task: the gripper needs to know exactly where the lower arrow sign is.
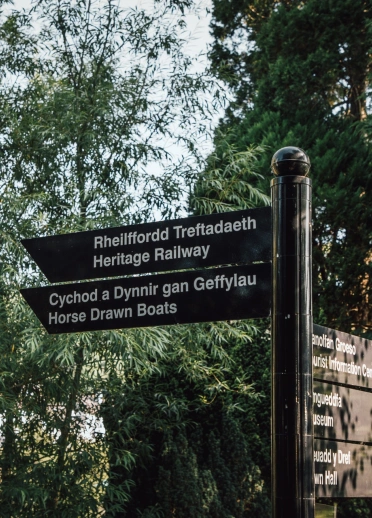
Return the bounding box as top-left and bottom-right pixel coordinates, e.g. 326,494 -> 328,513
21,263 -> 271,334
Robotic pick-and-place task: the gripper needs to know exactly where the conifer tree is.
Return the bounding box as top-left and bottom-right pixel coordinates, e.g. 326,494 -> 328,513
208,1 -> 372,515
209,0 -> 372,334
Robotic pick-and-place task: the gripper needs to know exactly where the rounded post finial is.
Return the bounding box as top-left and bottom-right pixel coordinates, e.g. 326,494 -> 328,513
271,146 -> 310,177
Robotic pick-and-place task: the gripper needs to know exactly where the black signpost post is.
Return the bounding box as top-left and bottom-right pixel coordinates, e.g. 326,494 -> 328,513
271,148 -> 314,518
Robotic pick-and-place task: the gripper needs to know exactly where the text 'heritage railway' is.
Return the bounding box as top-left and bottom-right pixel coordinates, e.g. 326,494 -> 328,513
22,207 -> 271,283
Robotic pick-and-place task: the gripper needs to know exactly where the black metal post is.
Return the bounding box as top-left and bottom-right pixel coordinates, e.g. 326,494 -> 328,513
271,147 -> 314,518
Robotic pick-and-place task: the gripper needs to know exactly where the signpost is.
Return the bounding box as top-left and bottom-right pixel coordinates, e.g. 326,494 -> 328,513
20,147 -> 313,518
20,146 -> 372,517
21,207 -> 271,282
270,147 -> 314,517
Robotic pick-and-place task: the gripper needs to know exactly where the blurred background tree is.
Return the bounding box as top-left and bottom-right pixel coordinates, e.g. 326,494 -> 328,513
0,0 -> 241,515
209,0 -> 372,334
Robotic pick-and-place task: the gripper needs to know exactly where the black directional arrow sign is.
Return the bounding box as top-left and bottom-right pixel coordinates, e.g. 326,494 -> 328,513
21,207 -> 271,283
21,263 -> 271,334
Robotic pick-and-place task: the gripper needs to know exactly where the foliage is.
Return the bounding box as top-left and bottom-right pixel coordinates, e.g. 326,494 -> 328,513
0,1 -> 273,517
101,320 -> 271,518
207,0 -> 372,516
96,128 -> 272,515
1,0 -> 215,232
190,137 -> 270,214
0,0 -> 235,516
210,0 -> 372,121
209,0 -> 372,334
98,136 -> 273,516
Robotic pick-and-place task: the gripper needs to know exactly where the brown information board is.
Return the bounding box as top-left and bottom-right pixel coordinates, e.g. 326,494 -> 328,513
314,439 -> 372,498
313,381 -> 372,443
313,324 -> 372,389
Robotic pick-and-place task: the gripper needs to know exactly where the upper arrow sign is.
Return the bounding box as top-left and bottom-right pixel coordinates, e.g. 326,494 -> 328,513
22,207 -> 271,283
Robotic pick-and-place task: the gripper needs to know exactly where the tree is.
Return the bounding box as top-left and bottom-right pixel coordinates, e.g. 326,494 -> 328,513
208,0 -> 372,515
101,320 -> 272,518
209,0 -> 372,332
2,0 -> 217,230
0,0 -> 229,515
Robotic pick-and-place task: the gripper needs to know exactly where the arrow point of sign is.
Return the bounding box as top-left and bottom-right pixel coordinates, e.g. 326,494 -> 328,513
21,237 -> 65,283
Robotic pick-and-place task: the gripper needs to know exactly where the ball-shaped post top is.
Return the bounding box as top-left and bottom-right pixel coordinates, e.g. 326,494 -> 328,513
271,146 -> 310,176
